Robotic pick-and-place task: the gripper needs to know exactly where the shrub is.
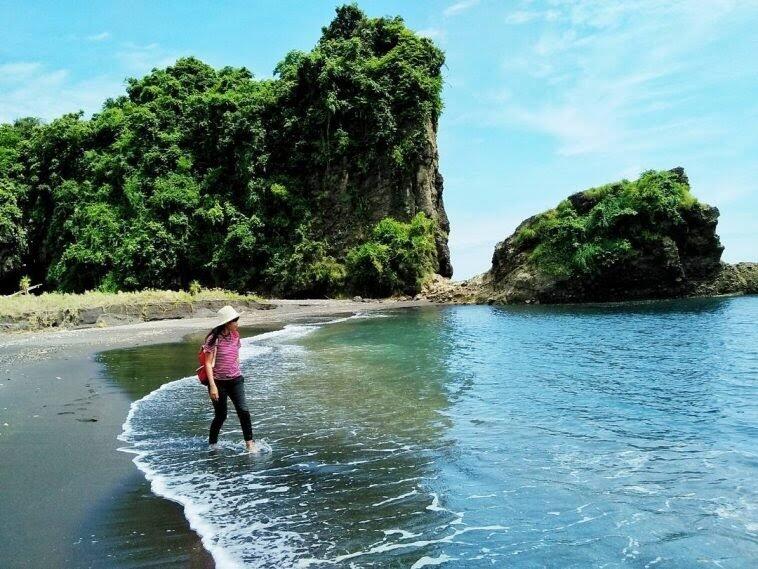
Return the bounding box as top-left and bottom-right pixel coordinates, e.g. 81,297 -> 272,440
346,212 -> 436,296
264,226 -> 346,297
188,280 -> 202,295
346,241 -> 395,297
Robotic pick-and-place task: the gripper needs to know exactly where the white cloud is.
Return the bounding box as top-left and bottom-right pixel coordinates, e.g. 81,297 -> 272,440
86,31 -> 111,42
0,62 -> 123,123
417,27 -> 446,41
0,62 -> 44,82
616,164 -> 646,181
0,41 -> 186,123
505,8 -> 560,25
505,10 -> 541,25
696,172 -> 756,207
504,104 -> 618,156
444,0 -> 480,18
489,0 -> 756,157
116,42 -> 179,75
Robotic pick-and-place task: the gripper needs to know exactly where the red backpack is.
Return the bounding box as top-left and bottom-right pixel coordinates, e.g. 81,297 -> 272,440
196,346 -> 214,385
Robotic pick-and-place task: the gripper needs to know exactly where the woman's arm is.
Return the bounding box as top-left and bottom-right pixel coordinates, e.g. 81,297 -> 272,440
205,346 -> 219,401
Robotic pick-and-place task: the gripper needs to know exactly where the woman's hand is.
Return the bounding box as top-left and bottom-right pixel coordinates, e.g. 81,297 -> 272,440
209,385 -> 219,402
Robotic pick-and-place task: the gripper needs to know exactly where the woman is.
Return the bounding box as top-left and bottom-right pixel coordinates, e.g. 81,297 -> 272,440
203,305 -> 256,452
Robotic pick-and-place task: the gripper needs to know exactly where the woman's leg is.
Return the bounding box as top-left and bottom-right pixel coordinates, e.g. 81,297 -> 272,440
209,385 -> 229,445
227,377 -> 254,443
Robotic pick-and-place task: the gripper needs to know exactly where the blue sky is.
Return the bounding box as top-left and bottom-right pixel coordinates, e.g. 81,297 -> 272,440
1,0 -> 756,279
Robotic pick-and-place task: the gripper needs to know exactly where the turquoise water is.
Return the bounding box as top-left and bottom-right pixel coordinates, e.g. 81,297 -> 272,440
119,297 -> 758,567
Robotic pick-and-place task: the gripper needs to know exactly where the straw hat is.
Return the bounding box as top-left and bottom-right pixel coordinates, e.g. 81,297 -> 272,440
216,305 -> 243,327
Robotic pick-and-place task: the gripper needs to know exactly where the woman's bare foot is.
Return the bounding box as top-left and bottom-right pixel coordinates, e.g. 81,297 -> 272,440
245,440 -> 256,452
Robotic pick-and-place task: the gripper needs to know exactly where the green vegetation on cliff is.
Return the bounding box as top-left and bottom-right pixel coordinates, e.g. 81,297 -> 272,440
347,212 -> 437,297
513,169 -> 704,278
0,4 -> 445,298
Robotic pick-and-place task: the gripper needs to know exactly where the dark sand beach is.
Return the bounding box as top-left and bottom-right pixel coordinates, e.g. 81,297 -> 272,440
0,298 -> 434,568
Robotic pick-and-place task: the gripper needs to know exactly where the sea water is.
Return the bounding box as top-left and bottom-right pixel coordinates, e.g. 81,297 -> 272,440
118,297 -> 758,567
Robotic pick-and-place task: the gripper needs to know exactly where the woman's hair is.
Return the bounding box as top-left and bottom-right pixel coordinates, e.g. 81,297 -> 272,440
204,318 -> 239,346
205,323 -> 226,346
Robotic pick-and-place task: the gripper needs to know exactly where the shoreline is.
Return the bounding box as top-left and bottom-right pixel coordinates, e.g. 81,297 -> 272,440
422,272 -> 758,305
0,298 -> 439,568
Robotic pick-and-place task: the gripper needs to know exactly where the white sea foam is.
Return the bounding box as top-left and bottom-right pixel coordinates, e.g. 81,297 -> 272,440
118,311 -> 393,568
410,553 -> 455,568
383,528 -> 422,540
118,376 -> 245,568
299,523 -> 508,566
426,492 -> 452,512
371,489 -> 418,506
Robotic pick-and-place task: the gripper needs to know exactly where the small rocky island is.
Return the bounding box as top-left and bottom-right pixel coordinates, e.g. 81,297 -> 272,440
424,168 -> 757,304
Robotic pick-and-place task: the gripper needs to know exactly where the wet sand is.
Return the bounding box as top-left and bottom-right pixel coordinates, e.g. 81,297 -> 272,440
0,298 -> 436,568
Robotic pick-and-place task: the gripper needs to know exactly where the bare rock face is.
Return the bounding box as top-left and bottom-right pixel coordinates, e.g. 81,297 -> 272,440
418,120 -> 453,278
311,118 -> 453,278
420,273 -> 482,303
693,262 -> 758,296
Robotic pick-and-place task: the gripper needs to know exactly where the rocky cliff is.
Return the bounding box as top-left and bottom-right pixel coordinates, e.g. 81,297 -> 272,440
310,117 -> 452,278
0,5 -> 453,296
422,168 -> 756,304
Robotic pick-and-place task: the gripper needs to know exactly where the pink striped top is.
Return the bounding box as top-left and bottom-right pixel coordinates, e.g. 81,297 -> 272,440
202,330 -> 242,380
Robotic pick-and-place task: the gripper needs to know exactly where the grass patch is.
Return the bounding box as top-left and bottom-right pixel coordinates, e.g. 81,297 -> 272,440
0,288 -> 266,319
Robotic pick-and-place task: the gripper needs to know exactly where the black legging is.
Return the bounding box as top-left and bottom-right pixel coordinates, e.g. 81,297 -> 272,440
208,375 -> 253,444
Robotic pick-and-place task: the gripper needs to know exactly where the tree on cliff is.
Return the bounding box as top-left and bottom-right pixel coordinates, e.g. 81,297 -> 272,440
0,4 -> 448,297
